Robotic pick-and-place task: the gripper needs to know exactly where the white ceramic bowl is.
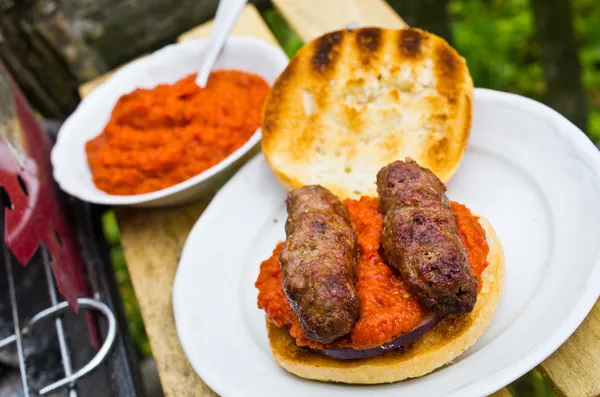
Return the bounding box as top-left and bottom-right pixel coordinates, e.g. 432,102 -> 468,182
51,37 -> 288,207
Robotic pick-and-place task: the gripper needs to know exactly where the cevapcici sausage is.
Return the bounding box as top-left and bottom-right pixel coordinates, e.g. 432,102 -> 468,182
279,185 -> 360,344
377,159 -> 477,315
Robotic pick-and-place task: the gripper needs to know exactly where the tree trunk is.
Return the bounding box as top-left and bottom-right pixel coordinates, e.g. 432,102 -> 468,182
386,0 -> 453,44
0,1 -> 107,118
0,0 -> 270,118
529,0 -> 588,131
62,0 -> 271,69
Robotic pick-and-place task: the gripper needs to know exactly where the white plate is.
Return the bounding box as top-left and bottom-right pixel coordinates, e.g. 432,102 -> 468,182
173,88 -> 600,397
51,37 -> 288,207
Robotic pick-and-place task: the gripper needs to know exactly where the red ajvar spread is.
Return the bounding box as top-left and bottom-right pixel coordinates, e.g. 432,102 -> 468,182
451,202 -> 490,291
85,70 -> 270,195
255,197 -> 489,350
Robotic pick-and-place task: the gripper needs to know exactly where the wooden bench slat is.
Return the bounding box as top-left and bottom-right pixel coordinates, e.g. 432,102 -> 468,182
177,3 -> 277,45
117,201 -> 216,397
78,54 -> 149,98
539,299 -> 600,397
489,388 -> 513,397
272,0 -> 407,42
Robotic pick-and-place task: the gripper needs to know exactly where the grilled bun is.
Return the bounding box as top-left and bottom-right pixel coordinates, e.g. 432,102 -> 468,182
266,216 -> 503,384
261,27 -> 474,199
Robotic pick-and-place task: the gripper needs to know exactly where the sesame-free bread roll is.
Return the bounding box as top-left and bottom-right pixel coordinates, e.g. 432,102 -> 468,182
262,27 -> 473,199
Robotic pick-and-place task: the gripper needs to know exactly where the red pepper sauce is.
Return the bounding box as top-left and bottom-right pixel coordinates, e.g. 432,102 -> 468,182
255,198 -> 489,350
451,202 -> 490,292
85,70 -> 270,195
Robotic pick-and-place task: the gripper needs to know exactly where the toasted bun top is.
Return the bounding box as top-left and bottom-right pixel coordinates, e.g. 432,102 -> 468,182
262,27 -> 474,199
267,216 -> 503,384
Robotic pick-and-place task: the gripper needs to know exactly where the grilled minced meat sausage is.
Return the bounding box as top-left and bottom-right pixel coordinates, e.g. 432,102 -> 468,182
377,160 -> 477,315
280,185 -> 360,344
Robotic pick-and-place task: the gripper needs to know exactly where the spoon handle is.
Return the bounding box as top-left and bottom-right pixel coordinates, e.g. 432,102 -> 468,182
195,0 -> 248,87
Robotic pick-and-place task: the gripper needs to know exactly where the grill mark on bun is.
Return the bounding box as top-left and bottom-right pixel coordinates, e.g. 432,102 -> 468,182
399,29 -> 423,58
261,27 -> 474,197
433,42 -> 467,106
356,28 -> 382,53
312,31 -> 344,73
435,44 -> 459,81
461,94 -> 473,147
261,58 -> 299,146
427,136 -> 450,170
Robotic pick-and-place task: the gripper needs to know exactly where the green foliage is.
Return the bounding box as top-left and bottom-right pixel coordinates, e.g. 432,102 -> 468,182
261,9 -> 303,58
450,0 -> 544,98
102,210 -> 151,357
262,1 -> 600,142
449,0 -> 600,142
573,0 -> 600,141
590,111 -> 600,142
508,369 -> 557,397
102,210 -> 120,246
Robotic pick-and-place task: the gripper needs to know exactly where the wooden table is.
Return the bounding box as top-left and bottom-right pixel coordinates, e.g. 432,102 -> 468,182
79,2 -> 600,396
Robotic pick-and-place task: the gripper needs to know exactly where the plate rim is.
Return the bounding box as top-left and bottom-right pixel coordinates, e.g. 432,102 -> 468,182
50,36 -> 288,206
173,88 -> 600,397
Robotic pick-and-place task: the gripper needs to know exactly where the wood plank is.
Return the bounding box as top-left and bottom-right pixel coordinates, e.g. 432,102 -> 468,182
272,0 -> 407,42
1,3 -> 106,118
78,4 -> 274,98
79,73 -> 112,98
78,54 -> 148,98
177,3 -> 277,45
539,299 -> 600,397
489,389 -> 513,397
117,201 -> 217,397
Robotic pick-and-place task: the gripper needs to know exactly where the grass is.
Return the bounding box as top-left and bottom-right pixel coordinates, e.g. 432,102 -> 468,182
101,210 -> 151,357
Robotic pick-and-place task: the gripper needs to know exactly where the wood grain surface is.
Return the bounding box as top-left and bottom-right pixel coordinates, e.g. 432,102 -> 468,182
117,201 -> 217,397
272,0 -> 407,41
177,3 -> 277,44
539,299 -> 600,397
489,388 -> 514,397
78,54 -> 149,98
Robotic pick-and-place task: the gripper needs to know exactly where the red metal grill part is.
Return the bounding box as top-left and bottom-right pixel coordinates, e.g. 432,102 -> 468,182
0,64 -> 89,310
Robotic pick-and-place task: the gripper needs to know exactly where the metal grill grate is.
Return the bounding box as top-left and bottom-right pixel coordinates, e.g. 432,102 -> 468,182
0,193 -> 117,396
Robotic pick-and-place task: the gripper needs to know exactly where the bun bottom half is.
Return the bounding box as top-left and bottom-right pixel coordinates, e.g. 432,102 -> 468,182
266,216 -> 504,384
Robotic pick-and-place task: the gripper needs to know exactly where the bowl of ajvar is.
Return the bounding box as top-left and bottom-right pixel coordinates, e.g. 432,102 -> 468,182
51,37 -> 288,207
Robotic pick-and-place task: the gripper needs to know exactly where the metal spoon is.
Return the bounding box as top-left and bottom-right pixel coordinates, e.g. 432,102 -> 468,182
195,0 -> 248,87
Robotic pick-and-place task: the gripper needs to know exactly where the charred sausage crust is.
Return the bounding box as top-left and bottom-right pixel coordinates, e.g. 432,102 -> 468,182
280,185 -> 360,344
377,160 -> 477,315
